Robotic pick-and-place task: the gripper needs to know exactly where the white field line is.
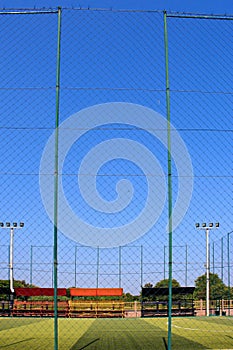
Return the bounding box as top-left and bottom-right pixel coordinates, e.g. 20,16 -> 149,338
172,323 -> 233,333
172,324 -> 199,331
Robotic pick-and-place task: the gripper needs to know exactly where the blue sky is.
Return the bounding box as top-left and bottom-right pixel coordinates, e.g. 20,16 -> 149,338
0,1 -> 232,294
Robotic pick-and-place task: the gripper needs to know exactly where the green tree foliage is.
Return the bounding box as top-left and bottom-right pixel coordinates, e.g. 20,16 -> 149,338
142,279 -> 182,301
122,292 -> 139,302
194,273 -> 228,300
0,279 -> 30,288
143,282 -> 153,288
0,280 -> 33,300
154,279 -> 181,288
143,279 -> 181,289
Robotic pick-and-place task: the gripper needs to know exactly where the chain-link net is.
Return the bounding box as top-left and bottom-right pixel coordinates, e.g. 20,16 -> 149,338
0,7 -> 232,350
0,7 -> 58,348
164,12 -> 233,348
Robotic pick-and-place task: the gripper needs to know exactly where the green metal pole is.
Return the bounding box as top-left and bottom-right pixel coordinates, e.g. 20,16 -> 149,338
141,245 -> 143,288
227,232 -> 230,316
119,246 -> 122,288
54,7 -> 62,350
96,247 -> 100,288
30,246 -> 33,286
52,255 -> 54,287
8,244 -> 10,314
164,11 -> 173,350
8,244 -> 10,282
221,237 -> 223,281
185,244 -> 188,287
74,246 -> 77,287
164,245 -> 166,280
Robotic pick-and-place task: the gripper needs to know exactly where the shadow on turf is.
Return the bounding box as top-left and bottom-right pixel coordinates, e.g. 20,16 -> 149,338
162,337 -> 168,350
0,338 -> 35,348
70,338 -> 100,350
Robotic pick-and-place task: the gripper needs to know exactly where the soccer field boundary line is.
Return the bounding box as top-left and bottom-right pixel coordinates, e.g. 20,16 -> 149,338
172,324 -> 233,333
173,324 -> 199,331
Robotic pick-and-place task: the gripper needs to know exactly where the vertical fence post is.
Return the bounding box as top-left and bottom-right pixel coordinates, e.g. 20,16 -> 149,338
96,246 -> 100,288
221,237 -> 223,281
212,242 -> 215,274
119,246 -> 122,288
52,255 -> 54,287
30,245 -> 33,286
206,228 -> 210,317
185,244 -> 188,287
74,246 -> 77,287
227,232 -> 231,316
164,245 -> 166,280
164,11 -> 173,350
54,7 -> 62,350
141,245 -> 143,288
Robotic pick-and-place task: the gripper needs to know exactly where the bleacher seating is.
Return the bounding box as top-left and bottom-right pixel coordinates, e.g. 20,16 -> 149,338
68,300 -> 124,318
13,300 -> 69,317
10,287 -> 124,318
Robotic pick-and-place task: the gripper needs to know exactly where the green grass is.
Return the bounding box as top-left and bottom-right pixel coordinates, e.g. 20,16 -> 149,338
0,317 -> 232,349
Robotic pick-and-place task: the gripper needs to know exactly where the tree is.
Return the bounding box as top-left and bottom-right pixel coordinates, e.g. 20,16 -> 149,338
0,279 -> 34,300
122,292 -> 139,302
143,283 -> 153,288
142,279 -> 181,301
154,279 -> 181,288
143,279 -> 181,289
194,273 -> 228,300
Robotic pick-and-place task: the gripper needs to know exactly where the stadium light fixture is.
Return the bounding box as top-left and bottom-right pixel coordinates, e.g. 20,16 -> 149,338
0,222 -> 25,298
195,222 -> 219,316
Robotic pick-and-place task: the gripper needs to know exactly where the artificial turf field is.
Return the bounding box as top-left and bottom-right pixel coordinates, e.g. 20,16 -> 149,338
0,317 -> 232,349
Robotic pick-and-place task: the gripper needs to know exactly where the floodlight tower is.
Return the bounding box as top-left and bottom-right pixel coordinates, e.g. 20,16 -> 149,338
0,222 -> 24,303
195,222 -> 219,316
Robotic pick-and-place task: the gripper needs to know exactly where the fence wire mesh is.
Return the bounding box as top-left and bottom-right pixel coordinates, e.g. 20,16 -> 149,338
0,7 -> 232,350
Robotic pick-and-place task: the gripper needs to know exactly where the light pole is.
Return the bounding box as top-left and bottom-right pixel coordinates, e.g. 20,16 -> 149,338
195,222 -> 219,316
0,222 -> 24,306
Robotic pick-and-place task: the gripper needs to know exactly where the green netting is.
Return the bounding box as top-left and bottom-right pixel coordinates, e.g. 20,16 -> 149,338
0,8 -> 232,350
